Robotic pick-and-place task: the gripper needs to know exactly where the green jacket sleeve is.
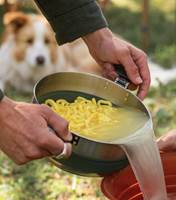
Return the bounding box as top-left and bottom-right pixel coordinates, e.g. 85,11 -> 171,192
34,0 -> 108,45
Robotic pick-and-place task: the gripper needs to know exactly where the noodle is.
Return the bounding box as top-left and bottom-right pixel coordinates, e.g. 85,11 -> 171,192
45,97 -> 119,138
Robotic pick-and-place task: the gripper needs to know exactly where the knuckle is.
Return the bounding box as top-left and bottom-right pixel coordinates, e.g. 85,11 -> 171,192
130,66 -> 139,75
121,48 -> 130,56
40,104 -> 51,114
38,137 -> 48,147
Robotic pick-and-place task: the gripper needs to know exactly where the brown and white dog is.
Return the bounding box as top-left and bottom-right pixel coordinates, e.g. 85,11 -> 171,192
0,12 -> 101,92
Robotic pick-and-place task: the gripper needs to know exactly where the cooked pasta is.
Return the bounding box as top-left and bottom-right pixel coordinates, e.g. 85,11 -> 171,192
45,97 -> 119,137
45,96 -> 148,141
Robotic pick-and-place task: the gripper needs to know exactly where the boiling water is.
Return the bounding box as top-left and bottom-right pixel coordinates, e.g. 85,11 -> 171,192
116,120 -> 168,200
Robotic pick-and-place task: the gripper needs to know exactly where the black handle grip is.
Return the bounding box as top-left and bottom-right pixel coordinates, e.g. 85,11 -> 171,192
114,64 -> 130,82
113,64 -> 130,88
71,134 -> 80,146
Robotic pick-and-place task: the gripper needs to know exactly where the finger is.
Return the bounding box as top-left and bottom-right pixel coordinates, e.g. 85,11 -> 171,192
157,130 -> 176,152
157,138 -> 173,152
157,137 -> 168,151
137,77 -> 150,100
120,53 -> 143,85
136,56 -> 151,100
128,46 -> 150,99
102,63 -> 118,80
38,128 -> 72,157
1,145 -> 29,165
157,137 -> 176,152
12,131 -> 52,161
23,145 -> 51,160
54,142 -> 72,159
41,105 -> 72,141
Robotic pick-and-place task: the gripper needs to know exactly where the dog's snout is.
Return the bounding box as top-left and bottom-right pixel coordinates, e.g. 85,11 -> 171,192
36,55 -> 45,65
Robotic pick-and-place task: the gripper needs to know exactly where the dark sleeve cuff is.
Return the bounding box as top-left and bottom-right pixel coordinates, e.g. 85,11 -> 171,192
35,1 -> 108,45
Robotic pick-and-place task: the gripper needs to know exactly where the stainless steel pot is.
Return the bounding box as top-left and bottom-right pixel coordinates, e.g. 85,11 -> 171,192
33,67 -> 151,176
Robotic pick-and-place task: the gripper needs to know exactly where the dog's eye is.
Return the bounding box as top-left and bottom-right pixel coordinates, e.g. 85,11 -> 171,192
44,38 -> 50,45
26,38 -> 34,45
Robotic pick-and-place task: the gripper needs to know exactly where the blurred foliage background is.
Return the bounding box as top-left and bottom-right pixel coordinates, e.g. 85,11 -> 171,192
0,0 -> 175,199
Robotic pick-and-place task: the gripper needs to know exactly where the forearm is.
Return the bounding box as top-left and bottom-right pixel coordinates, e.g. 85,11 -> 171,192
0,97 -> 17,134
83,27 -> 113,50
34,0 -> 107,44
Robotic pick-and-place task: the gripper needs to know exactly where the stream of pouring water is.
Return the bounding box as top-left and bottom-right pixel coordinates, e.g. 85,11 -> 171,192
117,120 -> 168,200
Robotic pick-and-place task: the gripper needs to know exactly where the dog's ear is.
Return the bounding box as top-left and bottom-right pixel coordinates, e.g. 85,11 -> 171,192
3,12 -> 28,32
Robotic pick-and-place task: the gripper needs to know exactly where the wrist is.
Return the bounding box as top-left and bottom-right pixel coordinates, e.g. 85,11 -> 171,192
83,27 -> 113,47
0,97 -> 17,122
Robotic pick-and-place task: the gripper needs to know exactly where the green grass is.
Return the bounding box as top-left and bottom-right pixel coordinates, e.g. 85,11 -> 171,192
152,45 -> 176,69
146,80 -> 176,136
0,152 -> 106,200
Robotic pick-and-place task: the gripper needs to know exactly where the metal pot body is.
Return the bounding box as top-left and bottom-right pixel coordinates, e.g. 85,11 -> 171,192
33,72 -> 151,176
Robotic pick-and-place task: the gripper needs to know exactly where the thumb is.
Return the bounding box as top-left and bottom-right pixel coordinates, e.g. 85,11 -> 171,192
157,134 -> 176,152
157,137 -> 168,151
41,105 -> 72,142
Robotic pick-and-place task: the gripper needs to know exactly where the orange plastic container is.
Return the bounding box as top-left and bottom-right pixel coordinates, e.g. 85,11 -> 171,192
101,152 -> 176,200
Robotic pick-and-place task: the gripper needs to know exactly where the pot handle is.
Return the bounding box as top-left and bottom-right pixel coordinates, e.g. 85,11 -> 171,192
113,64 -> 130,89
